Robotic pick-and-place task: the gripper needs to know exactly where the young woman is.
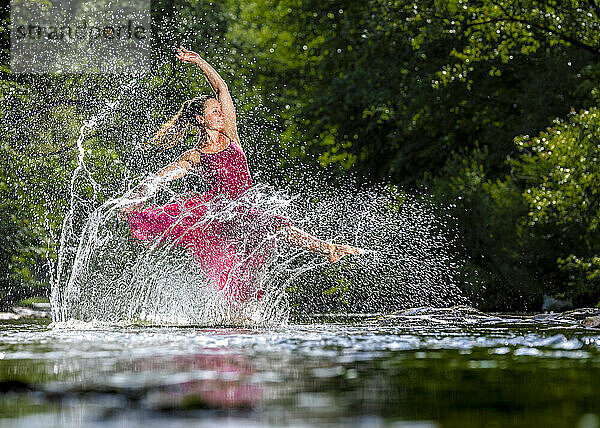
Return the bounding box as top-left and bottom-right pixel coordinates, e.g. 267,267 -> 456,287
123,46 -> 361,301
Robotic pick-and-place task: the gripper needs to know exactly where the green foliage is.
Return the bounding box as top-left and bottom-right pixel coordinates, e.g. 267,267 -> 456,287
0,78 -> 67,310
231,0 -> 595,188
428,147 -> 537,310
514,109 -> 600,232
511,107 -> 600,306
412,0 -> 600,85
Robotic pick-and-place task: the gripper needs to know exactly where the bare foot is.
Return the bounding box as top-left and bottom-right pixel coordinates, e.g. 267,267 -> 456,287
328,243 -> 364,263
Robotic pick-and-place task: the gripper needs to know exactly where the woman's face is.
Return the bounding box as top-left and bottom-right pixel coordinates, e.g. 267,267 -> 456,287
200,98 -> 225,131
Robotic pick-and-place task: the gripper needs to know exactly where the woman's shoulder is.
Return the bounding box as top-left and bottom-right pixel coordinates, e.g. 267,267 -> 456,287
227,134 -> 244,152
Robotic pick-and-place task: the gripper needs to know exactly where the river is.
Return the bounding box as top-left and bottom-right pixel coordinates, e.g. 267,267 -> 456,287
1,312 -> 599,427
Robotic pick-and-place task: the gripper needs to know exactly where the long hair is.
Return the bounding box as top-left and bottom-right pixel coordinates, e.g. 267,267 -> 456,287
149,94 -> 214,150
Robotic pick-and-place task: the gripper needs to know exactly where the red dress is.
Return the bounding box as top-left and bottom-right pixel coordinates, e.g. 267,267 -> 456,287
126,142 -> 290,303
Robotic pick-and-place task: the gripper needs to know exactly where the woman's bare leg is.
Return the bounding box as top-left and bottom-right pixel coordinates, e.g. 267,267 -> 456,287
281,226 -> 362,263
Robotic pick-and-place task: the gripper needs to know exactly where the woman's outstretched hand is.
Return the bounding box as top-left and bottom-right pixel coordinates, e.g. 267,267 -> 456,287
176,46 -> 202,65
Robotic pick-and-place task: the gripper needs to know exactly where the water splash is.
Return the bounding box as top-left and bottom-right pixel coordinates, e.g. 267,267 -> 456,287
45,84 -> 467,326
281,183 -> 467,314
51,154 -> 466,327
51,78 -> 140,322
20,12 -> 467,326
53,182 -> 293,327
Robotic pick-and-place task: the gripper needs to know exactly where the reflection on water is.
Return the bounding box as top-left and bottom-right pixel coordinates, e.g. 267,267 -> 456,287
0,317 -> 600,427
125,352 -> 262,410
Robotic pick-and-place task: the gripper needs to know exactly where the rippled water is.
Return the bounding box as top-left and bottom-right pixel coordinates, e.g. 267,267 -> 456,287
1,317 -> 600,427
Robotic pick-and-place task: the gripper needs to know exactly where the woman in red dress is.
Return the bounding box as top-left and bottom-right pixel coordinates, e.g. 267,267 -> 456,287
124,47 -> 361,302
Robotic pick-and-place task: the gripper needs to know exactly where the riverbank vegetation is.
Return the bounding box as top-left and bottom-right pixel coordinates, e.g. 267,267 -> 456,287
1,0 -> 599,311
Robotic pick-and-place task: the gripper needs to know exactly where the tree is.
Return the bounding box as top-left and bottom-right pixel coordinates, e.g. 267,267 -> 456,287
229,0 -> 596,186
412,0 -> 600,85
511,107 -> 600,306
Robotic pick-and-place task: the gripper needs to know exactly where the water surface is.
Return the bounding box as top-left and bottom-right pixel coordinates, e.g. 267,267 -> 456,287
1,316 -> 599,427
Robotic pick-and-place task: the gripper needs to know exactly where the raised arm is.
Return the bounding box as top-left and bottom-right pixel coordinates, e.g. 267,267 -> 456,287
176,46 -> 240,144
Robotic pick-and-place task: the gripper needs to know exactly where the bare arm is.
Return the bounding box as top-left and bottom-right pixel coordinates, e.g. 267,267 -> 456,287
156,159 -> 191,182
176,46 -> 240,144
155,149 -> 201,182
120,149 -> 201,215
